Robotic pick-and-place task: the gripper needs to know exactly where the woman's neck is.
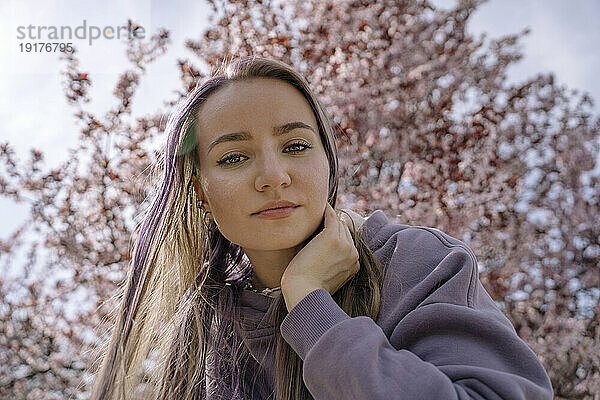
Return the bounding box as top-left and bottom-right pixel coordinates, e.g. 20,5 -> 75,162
251,271 -> 281,289
243,245 -> 302,289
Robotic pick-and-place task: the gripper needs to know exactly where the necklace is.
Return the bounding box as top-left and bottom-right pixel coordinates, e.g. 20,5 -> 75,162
245,280 -> 281,297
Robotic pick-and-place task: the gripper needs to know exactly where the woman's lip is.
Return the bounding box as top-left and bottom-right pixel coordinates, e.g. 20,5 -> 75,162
253,205 -> 300,219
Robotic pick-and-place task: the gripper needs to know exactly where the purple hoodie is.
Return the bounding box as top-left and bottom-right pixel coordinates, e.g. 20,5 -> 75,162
236,210 -> 554,399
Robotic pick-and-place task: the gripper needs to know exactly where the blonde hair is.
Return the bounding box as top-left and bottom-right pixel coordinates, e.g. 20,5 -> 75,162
88,55 -> 386,400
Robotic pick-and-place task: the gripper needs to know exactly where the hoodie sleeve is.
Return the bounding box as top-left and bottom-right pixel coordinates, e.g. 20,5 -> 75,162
279,220 -> 554,400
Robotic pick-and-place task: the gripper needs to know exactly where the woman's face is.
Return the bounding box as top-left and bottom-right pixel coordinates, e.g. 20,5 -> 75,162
194,77 -> 330,252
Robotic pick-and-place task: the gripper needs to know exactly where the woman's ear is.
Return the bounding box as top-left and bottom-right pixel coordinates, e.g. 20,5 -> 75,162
191,175 -> 209,211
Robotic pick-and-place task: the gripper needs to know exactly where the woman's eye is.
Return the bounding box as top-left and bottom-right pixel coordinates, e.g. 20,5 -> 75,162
216,141 -> 312,166
284,141 -> 312,153
216,153 -> 246,166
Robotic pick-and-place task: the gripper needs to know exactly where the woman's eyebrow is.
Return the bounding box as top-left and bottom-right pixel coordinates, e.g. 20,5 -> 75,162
207,121 -> 316,154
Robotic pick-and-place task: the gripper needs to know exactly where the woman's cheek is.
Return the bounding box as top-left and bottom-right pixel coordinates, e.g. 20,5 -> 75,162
205,173 -> 242,214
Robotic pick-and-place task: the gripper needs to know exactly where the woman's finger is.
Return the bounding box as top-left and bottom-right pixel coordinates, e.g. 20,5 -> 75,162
324,202 -> 335,231
330,204 -> 342,238
337,210 -> 344,239
342,215 -> 352,243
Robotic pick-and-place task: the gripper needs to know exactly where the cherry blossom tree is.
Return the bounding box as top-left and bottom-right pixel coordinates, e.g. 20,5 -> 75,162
1,1 -> 598,398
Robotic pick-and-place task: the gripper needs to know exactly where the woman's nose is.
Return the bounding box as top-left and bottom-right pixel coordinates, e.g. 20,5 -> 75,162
255,152 -> 291,191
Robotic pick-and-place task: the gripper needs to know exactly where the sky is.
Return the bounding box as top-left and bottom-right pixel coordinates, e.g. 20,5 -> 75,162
1,0 -> 600,278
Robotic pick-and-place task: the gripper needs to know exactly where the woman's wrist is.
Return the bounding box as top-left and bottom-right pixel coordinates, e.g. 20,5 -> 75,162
282,281 -> 324,312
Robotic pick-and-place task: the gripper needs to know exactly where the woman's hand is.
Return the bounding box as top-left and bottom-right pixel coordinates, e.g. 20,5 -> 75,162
281,202 -> 360,312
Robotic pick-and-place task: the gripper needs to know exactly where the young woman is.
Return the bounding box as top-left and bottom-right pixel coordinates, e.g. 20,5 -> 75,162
89,56 -> 553,400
